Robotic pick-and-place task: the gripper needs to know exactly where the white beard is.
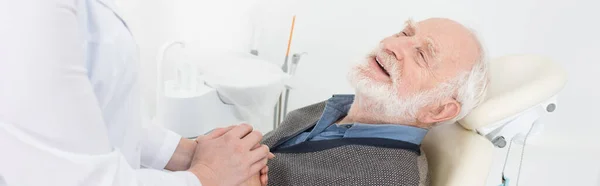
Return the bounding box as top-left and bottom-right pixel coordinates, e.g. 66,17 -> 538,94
347,46 -> 449,123
348,64 -> 417,122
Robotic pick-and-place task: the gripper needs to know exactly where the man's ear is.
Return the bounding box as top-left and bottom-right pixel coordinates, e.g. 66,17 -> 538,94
417,99 -> 461,124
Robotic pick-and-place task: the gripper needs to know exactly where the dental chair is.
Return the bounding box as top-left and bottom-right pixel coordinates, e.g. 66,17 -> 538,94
421,55 -> 567,186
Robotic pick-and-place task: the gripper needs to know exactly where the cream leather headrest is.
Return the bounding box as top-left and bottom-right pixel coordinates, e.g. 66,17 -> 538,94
458,55 -> 567,130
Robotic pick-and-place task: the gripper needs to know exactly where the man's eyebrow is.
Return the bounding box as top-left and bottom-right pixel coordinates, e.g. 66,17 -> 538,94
424,37 -> 439,63
403,19 -> 416,34
404,19 -> 439,65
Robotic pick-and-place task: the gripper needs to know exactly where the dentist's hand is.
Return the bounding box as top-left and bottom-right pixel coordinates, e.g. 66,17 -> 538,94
188,124 -> 271,186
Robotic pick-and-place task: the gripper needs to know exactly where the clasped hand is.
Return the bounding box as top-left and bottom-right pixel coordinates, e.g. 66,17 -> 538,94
188,124 -> 274,186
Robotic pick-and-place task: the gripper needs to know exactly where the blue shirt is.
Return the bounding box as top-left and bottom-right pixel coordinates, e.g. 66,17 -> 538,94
279,95 -> 428,148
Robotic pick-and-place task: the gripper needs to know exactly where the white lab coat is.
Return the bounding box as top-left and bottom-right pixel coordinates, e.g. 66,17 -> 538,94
0,0 -> 200,185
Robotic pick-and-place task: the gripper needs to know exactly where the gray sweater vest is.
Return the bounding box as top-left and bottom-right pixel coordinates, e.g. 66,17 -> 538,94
262,101 -> 430,186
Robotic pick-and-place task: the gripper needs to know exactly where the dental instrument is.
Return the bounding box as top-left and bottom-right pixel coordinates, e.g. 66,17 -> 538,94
274,15 -> 297,128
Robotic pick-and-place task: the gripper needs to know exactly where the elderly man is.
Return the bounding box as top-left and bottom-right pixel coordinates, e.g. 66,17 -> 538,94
248,17 -> 489,186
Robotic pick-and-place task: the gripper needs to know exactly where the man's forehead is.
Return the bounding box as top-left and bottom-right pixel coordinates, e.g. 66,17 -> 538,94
402,18 -> 480,65
402,18 -> 470,44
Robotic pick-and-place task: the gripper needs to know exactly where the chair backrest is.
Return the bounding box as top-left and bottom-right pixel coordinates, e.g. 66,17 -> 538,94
421,55 -> 567,186
459,55 -> 568,130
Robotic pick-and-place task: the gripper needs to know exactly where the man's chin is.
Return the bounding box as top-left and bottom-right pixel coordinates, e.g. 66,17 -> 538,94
352,93 -> 415,124
348,65 -> 395,100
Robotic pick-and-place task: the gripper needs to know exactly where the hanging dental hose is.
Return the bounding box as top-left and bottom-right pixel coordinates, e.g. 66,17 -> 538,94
491,99 -> 557,186
499,121 -> 535,186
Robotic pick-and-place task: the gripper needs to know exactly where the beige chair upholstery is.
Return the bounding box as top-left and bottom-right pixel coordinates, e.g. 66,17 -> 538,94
420,55 -> 567,186
422,123 -> 494,186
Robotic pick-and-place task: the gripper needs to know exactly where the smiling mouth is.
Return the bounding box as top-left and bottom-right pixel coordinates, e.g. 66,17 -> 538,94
375,57 -> 390,77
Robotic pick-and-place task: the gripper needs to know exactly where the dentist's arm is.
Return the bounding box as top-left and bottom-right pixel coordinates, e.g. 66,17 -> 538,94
0,0 -> 198,185
137,99 -> 197,171
140,123 -> 198,171
0,0 -> 269,185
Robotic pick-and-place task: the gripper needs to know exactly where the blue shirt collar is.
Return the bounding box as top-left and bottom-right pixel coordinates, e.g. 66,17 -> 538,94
327,94 -> 355,113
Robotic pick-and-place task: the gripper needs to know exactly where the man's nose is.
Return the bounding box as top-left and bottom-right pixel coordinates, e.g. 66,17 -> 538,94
381,37 -> 416,59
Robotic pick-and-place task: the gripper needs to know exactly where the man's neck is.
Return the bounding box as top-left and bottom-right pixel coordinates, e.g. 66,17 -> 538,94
338,95 -> 430,128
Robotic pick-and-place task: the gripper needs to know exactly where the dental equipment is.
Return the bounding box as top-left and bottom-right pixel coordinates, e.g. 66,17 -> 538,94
154,41 -> 289,137
281,15 -> 296,74
274,15 -> 297,129
282,52 -> 307,118
289,52 -> 307,76
155,41 -> 240,137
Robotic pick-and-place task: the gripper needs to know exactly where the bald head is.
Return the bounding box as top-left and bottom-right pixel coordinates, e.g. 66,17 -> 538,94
416,18 -> 481,75
347,17 -> 488,127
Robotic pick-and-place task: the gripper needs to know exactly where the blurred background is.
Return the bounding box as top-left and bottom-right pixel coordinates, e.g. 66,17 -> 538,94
115,0 -> 600,185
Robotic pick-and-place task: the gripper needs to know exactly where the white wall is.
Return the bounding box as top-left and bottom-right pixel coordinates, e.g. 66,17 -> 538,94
117,0 -> 600,185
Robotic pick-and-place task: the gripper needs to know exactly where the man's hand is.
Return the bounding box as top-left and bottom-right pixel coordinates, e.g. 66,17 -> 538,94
188,124 -> 271,186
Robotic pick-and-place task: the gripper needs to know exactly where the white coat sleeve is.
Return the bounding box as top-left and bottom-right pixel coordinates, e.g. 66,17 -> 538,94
0,0 -> 200,185
140,121 -> 183,170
